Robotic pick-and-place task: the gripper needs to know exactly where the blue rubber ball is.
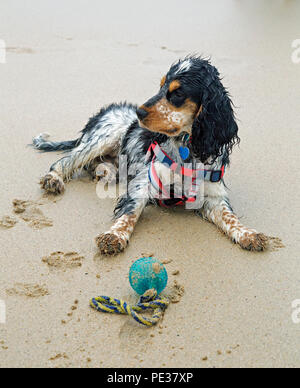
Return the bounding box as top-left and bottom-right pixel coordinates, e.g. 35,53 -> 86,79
129,257 -> 168,295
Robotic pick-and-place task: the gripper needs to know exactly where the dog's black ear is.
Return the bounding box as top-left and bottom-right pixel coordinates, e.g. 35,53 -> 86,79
191,73 -> 240,165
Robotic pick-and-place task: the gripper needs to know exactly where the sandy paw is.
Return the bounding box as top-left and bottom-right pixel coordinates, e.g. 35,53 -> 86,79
96,233 -> 126,255
95,162 -> 117,183
40,172 -> 65,194
6,283 -> 49,297
13,199 -> 53,229
239,233 -> 284,252
42,251 -> 84,270
0,216 -> 18,229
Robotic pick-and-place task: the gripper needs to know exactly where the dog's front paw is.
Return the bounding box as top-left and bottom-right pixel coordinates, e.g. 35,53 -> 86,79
239,232 -> 269,251
96,233 -> 127,255
239,232 -> 284,252
40,172 -> 65,194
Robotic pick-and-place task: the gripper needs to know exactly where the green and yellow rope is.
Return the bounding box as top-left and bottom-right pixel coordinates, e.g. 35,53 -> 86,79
90,288 -> 169,327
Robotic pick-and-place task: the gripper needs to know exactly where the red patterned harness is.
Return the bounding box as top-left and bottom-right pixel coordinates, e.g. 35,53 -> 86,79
146,142 -> 225,208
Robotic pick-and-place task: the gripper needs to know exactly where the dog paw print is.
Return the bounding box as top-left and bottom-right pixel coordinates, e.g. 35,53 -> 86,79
6,283 -> 49,298
42,251 -> 84,271
0,216 -> 18,229
13,199 -> 53,229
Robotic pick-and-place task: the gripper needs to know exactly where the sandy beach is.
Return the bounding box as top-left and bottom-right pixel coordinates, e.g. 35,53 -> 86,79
0,0 -> 300,368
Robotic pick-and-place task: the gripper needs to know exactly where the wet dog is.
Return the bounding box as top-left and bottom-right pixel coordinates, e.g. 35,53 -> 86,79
33,56 -> 280,255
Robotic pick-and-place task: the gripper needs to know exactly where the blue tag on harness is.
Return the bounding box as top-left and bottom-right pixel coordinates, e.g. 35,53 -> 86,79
179,146 -> 190,161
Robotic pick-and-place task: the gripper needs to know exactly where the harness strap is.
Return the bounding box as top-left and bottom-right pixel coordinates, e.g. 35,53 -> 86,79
146,142 -> 225,207
146,142 -> 225,182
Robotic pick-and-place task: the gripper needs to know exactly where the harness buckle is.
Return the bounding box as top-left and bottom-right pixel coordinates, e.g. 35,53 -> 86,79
210,166 -> 225,183
210,170 -> 222,183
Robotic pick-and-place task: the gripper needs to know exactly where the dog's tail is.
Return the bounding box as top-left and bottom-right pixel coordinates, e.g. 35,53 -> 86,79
32,133 -> 80,152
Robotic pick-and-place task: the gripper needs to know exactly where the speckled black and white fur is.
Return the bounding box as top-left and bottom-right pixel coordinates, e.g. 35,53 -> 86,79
33,56 -> 281,255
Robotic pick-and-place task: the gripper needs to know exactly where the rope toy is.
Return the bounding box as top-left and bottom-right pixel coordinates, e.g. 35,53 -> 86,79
90,257 -> 169,326
90,288 -> 169,327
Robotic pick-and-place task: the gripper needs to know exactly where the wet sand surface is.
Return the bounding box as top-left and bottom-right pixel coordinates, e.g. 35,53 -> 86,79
0,0 -> 299,368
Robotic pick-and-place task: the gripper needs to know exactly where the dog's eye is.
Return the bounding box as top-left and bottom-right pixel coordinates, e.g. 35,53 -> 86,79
172,89 -> 185,98
168,89 -> 186,107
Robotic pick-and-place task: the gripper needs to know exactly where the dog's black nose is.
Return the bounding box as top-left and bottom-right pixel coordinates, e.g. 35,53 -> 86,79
137,107 -> 148,121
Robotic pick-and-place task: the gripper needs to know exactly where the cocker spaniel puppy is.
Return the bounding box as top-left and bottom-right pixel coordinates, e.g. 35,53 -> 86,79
33,56 -> 280,255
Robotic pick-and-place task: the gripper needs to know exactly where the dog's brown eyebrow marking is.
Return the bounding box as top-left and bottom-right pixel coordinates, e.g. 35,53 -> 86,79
169,80 -> 181,93
160,75 -> 167,88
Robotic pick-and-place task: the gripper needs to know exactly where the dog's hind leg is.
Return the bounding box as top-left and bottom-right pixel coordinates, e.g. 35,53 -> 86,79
39,103 -> 138,194
40,139 -> 118,194
84,156 -> 118,182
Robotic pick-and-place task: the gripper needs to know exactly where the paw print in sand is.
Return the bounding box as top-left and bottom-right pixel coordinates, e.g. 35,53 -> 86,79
42,251 -> 84,271
13,199 -> 53,229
